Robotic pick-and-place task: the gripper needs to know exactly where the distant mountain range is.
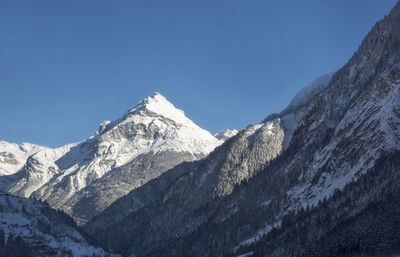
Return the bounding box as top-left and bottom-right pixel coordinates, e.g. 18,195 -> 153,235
1,1 -> 400,256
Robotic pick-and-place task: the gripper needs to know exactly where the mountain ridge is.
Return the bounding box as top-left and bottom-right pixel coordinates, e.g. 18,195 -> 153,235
0,93 -> 224,224
2,2 -> 400,256
84,2 -> 400,256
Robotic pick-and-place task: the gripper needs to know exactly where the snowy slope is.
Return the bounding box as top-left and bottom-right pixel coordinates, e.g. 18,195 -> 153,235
0,193 -> 117,256
0,93 -> 221,223
85,119 -> 285,255
85,3 -> 400,255
5,143 -> 76,198
0,141 -> 48,176
228,6 -> 400,253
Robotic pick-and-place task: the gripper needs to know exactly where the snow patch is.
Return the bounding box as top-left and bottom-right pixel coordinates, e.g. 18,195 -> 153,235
236,252 -> 253,257
261,199 -> 271,207
234,221 -> 281,252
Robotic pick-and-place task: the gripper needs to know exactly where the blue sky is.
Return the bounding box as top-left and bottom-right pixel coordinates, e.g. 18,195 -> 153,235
0,0 -> 397,147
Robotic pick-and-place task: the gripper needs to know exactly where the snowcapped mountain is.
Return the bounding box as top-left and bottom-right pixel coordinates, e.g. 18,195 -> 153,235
2,2 -> 400,256
0,93 -> 222,223
85,2 -> 400,256
86,120 -> 284,241
0,141 -> 48,176
0,193 -> 116,256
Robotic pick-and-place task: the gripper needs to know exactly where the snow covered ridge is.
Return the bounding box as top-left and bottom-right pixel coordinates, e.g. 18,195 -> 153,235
85,118 -> 286,254
262,73 -> 334,150
284,73 -> 334,113
77,4 -> 400,256
0,141 -> 48,176
0,193 -> 118,256
0,93 -> 223,223
214,129 -> 239,141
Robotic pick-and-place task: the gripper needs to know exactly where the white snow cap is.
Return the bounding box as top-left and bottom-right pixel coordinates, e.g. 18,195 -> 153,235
0,92 -> 222,220
128,92 -> 188,124
101,92 -> 223,160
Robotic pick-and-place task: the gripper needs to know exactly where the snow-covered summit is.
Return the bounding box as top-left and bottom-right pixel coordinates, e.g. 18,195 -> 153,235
126,92 -> 188,124
94,92 -> 221,162
0,93 -> 222,223
94,92 -> 220,156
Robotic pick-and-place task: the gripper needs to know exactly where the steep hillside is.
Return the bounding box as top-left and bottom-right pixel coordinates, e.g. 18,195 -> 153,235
86,120 -> 285,255
86,2 -> 400,256
0,193 -> 116,257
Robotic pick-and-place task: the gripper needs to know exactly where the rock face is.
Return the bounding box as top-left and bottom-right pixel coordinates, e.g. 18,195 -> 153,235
0,193 -> 116,257
86,2 -> 400,256
0,93 -> 222,224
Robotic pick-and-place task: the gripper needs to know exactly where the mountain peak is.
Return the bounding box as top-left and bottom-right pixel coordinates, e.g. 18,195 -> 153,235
140,92 -> 174,109
127,92 -> 188,124
143,92 -> 168,104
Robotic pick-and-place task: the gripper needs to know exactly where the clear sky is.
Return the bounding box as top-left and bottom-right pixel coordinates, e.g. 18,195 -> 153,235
0,0 -> 397,147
